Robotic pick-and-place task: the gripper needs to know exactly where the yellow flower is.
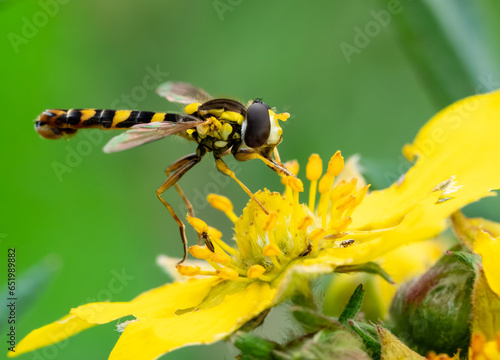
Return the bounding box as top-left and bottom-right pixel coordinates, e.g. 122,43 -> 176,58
12,89 -> 500,359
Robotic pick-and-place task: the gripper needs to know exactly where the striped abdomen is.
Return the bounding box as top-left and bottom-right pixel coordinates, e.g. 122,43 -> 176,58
35,109 -> 181,139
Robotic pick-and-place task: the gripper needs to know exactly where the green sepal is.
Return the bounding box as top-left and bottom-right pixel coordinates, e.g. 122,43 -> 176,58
339,284 -> 365,325
349,320 -> 382,360
335,262 -> 395,284
232,331 -> 280,360
291,306 -> 341,332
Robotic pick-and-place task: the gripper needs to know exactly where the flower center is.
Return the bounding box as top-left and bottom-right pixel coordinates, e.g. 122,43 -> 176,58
176,151 -> 369,284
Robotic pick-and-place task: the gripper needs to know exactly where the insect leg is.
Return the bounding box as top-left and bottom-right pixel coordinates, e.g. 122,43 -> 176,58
165,154 -> 202,244
234,148 -> 295,177
157,155 -> 202,263
273,147 -> 281,163
214,156 -> 269,215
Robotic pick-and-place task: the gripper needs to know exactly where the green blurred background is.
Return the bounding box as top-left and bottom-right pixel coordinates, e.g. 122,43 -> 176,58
1,0 -> 500,358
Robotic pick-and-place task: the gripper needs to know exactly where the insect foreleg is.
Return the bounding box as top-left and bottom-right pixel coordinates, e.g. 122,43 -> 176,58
214,156 -> 268,215
233,148 -> 294,177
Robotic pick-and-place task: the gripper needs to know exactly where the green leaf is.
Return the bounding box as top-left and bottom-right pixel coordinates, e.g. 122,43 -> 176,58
0,254 -> 60,332
390,0 -> 480,108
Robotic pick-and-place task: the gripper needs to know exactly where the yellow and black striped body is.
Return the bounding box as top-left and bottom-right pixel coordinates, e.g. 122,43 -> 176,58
35,109 -> 182,139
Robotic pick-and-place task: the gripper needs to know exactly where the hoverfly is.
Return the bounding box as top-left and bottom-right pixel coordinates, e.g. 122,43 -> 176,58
35,82 -> 294,262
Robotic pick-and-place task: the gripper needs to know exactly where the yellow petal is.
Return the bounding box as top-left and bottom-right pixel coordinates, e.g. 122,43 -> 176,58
352,90 -> 500,247
72,277 -> 219,323
108,282 -> 277,360
474,229 -> 500,297
9,315 -> 95,357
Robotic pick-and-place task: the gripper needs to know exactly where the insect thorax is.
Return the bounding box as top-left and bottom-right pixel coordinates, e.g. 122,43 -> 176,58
184,99 -> 246,154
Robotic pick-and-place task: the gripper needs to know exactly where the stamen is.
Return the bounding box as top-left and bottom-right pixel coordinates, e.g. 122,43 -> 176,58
318,173 -> 335,226
336,195 -> 356,212
186,215 -> 208,234
263,243 -> 281,257
247,265 -> 266,279
298,216 -> 313,247
306,154 -> 323,211
207,194 -> 238,223
216,268 -> 239,280
298,216 -> 313,230
263,243 -> 282,270
283,160 -> 300,176
176,264 -> 201,276
309,228 -> 327,254
330,216 -> 352,232
330,178 -> 358,201
210,251 -> 232,265
344,185 -> 370,217
264,213 -> 278,231
327,150 -> 344,176
189,245 -> 212,260
209,230 -> 237,256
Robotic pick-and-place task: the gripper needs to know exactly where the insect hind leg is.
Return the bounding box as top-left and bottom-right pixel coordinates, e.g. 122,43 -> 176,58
157,154 -> 202,264
165,154 -> 202,244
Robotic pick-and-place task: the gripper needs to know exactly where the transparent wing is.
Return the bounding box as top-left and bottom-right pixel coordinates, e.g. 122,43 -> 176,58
156,82 -> 212,104
103,120 -> 204,153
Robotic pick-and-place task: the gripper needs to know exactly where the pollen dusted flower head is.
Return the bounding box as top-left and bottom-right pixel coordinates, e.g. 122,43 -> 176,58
179,150 -> 371,287
11,89 -> 500,360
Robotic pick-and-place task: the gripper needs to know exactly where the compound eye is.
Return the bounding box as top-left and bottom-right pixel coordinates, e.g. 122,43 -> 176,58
244,100 -> 271,148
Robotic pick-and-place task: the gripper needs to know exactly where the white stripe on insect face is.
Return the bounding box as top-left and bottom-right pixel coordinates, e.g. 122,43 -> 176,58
265,110 -> 282,146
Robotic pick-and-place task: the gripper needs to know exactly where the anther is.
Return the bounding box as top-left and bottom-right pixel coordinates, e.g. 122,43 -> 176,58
176,264 -> 201,276
331,178 -> 358,200
186,215 -> 208,234
207,194 -> 238,223
330,216 -> 352,232
298,216 -> 313,231
306,154 -> 323,181
247,265 -> 266,279
216,268 -> 239,280
283,160 -> 299,176
327,150 -> 344,176
263,243 -> 281,257
310,228 -> 327,242
189,245 -> 212,260
307,154 -> 323,211
336,195 -> 356,211
288,176 -> 304,192
210,251 -> 232,265
264,213 -> 278,231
